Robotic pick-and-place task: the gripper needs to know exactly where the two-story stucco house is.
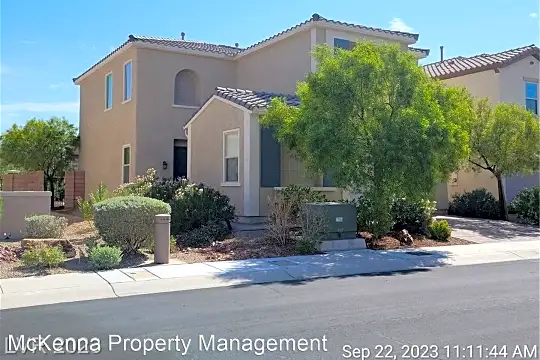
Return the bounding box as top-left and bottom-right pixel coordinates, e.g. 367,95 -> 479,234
423,45 -> 540,209
73,13 -> 429,220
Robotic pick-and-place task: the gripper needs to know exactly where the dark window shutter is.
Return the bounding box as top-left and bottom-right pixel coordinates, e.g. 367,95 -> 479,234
260,128 -> 281,187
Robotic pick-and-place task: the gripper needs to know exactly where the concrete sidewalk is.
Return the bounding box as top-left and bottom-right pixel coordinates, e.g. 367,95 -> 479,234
1,240 -> 538,310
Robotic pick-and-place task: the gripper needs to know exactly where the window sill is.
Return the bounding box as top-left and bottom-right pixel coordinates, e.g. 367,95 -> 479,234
221,182 -> 241,187
273,186 -> 339,192
122,98 -> 132,104
104,107 -> 112,112
173,104 -> 200,109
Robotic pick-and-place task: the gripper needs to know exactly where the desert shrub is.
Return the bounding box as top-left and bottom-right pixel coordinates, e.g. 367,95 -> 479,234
21,246 -> 65,268
170,183 -> 235,236
428,219 -> 452,241
392,198 -> 436,234
280,185 -> 327,219
510,187 -> 540,225
170,236 -> 177,253
267,193 -> 295,246
177,222 -> 229,248
296,207 -> 328,254
114,168 -> 160,197
93,196 -> 171,253
25,215 -> 68,238
77,182 -> 111,221
89,246 -> 123,269
448,188 -> 500,219
341,197 -> 376,232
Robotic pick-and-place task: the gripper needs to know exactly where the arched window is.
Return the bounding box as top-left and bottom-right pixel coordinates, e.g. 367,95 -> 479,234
174,69 -> 199,106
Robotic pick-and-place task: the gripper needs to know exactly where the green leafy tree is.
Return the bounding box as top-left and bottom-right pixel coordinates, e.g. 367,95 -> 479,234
262,43 -> 474,237
468,99 -> 540,220
0,117 -> 79,209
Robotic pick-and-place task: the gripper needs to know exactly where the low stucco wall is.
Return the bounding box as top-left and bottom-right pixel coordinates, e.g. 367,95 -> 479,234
0,191 -> 51,240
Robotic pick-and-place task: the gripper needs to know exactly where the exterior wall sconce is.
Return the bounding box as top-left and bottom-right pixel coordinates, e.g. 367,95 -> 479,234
162,161 -> 168,170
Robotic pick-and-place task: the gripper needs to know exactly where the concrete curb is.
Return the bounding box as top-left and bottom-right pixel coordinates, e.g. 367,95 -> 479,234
1,240 -> 538,310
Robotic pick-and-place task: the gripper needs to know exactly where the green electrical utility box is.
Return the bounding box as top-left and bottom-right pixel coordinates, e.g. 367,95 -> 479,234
302,202 -> 357,240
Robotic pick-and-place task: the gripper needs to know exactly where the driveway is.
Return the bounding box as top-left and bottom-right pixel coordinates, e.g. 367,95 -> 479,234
436,215 -> 540,243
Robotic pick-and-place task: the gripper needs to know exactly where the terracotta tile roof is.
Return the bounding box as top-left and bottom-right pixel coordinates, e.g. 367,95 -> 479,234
423,44 -> 539,79
241,13 -> 418,53
215,87 -> 299,110
129,35 -> 243,56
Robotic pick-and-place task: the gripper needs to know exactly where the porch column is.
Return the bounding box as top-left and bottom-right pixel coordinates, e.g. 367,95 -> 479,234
243,112 -> 260,216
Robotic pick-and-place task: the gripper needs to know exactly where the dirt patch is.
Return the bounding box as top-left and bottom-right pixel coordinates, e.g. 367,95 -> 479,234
359,231 -> 474,250
173,230 -> 302,263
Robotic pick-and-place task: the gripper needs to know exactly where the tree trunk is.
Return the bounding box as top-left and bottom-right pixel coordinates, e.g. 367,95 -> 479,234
496,174 -> 508,221
48,178 -> 55,210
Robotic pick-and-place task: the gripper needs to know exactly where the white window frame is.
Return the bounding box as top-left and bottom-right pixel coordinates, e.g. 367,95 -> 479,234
122,144 -> 131,184
105,71 -> 113,111
221,129 -> 240,186
122,60 -> 132,104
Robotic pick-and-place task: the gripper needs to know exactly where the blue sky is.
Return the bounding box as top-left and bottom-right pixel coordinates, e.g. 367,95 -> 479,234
1,0 -> 538,132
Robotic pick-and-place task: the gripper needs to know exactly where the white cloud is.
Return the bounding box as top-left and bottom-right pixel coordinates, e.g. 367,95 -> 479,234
0,101 -> 79,113
49,82 -> 65,89
529,12 -> 538,18
389,18 -> 414,33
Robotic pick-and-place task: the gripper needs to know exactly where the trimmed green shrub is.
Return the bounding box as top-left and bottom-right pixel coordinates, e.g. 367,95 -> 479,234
280,185 -> 327,219
392,198 -> 436,234
89,246 -> 123,269
510,187 -> 540,225
177,222 -> 229,248
170,183 -> 235,236
428,219 -> 452,241
448,188 -> 500,219
25,215 -> 68,238
93,196 -> 171,253
21,246 -> 65,268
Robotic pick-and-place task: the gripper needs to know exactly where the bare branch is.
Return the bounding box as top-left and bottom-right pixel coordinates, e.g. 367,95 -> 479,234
468,158 -> 492,172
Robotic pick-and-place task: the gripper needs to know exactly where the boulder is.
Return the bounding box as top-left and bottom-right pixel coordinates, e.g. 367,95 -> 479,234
21,239 -> 76,258
396,229 -> 414,246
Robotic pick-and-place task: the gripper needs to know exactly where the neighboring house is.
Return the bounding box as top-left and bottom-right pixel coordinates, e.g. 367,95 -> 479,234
424,44 -> 540,208
182,15 -> 429,221
73,13 -> 429,204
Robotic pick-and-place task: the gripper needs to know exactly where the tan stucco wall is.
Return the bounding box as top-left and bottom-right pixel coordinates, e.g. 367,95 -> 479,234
0,191 -> 51,240
236,31 -> 312,94
189,100 -> 244,215
499,55 -> 539,104
135,48 -> 237,179
78,46 -> 137,197
443,69 -> 500,103
325,28 -> 406,48
447,169 -> 499,201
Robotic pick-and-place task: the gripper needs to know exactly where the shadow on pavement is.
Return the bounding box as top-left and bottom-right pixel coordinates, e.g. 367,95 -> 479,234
438,215 -> 540,241
211,248 -> 452,287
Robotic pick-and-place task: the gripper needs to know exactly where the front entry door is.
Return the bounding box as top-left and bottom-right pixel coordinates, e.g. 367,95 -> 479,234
173,146 -> 187,179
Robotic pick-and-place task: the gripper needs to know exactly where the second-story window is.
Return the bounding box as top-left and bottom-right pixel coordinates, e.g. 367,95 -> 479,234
105,72 -> 113,110
334,38 -> 354,50
123,61 -> 132,102
525,82 -> 538,115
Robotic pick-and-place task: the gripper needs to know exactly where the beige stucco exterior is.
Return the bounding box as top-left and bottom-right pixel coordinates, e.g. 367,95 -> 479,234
236,31 -> 312,94
188,99 -> 244,215
437,55 -> 539,205
76,18 -> 423,205
78,46 -> 137,197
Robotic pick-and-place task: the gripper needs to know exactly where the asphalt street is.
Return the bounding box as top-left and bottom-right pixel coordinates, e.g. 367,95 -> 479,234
1,260 -> 539,359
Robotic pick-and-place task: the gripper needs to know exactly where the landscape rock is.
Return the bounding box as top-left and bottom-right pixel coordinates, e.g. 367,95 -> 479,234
21,238 -> 76,258
396,229 -> 414,246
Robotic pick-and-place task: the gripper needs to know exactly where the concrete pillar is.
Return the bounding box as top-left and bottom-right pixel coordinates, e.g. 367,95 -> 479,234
154,214 -> 171,264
